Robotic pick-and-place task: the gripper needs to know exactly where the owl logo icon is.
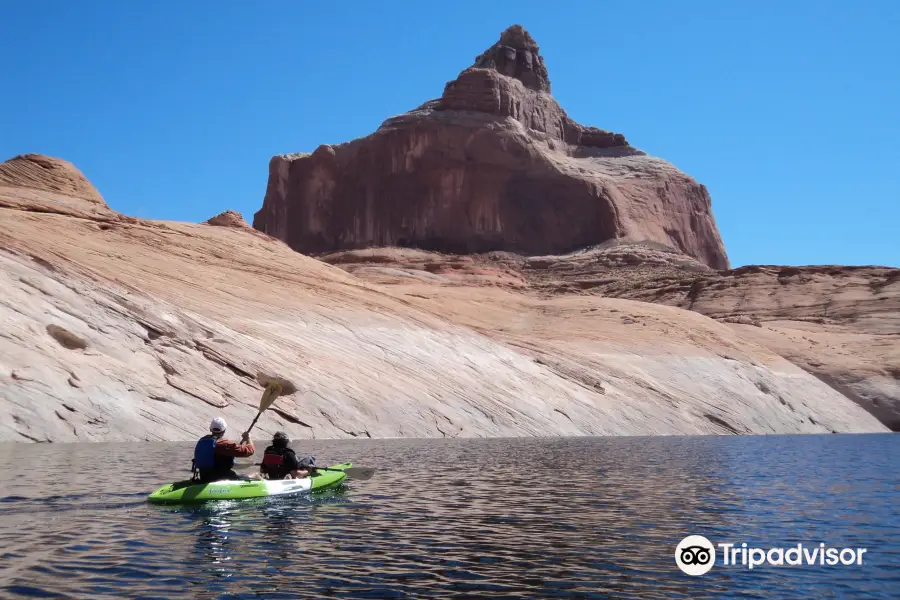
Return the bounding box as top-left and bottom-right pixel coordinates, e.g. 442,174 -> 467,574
675,535 -> 716,575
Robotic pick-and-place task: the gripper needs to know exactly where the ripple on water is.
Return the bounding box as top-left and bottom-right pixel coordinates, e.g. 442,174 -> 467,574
0,435 -> 897,598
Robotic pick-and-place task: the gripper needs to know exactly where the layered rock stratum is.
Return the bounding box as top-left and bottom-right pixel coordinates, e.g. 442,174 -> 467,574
253,25 -> 730,270
0,152 -> 893,442
322,244 -> 900,431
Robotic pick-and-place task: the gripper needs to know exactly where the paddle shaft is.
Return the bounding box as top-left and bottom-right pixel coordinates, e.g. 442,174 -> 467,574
244,381 -> 283,436
245,410 -> 263,435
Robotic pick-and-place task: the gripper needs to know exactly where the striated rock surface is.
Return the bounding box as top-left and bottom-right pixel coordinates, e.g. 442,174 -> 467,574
323,242 -> 900,431
1,155 -> 886,442
0,154 -> 122,222
253,25 -> 730,269
0,154 -> 106,205
206,210 -> 251,228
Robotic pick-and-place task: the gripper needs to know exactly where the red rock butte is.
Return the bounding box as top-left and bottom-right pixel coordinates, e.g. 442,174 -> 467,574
253,25 -> 731,270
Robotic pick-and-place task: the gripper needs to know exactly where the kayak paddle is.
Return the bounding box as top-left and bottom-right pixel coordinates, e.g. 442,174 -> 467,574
244,373 -> 299,436
239,373 -> 375,480
245,381 -> 281,435
319,466 -> 375,480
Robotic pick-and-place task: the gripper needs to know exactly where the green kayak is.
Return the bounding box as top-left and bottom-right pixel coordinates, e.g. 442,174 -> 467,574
147,462 -> 351,505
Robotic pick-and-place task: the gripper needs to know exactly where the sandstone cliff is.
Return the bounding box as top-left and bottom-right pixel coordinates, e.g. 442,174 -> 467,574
1,154 -> 886,442
253,25 -> 730,270
321,243 -> 900,431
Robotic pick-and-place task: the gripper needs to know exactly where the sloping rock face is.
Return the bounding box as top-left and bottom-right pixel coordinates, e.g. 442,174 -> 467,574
0,154 -> 106,205
322,243 -> 900,431
1,155 -> 885,442
253,25 -> 730,269
0,154 -> 122,221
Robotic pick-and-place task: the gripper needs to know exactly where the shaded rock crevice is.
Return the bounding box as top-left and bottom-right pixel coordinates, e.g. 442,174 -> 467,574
46,324 -> 88,350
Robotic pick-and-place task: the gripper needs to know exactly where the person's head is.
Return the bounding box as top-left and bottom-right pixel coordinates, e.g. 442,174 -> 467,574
272,431 -> 290,449
209,417 -> 227,439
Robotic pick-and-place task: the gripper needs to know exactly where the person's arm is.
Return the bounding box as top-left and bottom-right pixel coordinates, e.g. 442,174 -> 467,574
284,450 -> 308,478
215,434 -> 255,457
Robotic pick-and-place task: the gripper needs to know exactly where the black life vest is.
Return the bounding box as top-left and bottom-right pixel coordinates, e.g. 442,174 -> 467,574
261,446 -> 295,480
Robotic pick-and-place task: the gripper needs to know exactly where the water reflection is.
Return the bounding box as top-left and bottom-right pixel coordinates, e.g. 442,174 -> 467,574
0,435 -> 897,598
197,511 -> 237,579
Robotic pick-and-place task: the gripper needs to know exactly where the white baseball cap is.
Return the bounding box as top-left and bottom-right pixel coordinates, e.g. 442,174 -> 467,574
209,417 -> 227,432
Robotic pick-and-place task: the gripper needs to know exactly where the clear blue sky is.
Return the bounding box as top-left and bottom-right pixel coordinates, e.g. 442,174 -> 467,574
2,1 -> 897,268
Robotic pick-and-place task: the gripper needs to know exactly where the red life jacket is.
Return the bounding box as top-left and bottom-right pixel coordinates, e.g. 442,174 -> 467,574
261,446 -> 293,479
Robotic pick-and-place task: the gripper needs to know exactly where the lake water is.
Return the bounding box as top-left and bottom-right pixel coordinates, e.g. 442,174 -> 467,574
0,434 -> 897,599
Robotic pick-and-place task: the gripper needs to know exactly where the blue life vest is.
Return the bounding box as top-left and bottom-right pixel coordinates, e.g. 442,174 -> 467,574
193,435 -> 218,470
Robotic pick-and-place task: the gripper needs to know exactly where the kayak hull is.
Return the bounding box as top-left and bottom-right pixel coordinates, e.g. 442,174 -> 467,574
147,462 -> 351,504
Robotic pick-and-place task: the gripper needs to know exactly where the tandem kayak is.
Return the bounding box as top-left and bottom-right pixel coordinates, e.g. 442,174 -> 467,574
146,462 -> 352,504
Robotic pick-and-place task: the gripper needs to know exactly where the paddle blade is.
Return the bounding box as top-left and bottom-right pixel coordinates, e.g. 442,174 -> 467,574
258,381 -> 283,411
338,466 -> 376,481
256,372 -> 298,396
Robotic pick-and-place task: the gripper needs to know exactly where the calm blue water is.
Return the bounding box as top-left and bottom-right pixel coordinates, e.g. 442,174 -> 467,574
0,434 -> 897,599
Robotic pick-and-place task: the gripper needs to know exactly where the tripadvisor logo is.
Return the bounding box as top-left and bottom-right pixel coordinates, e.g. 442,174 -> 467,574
675,535 -> 868,575
676,535 -> 716,575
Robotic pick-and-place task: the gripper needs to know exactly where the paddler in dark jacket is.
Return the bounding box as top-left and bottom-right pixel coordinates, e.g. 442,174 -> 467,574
260,432 -> 316,480
192,417 -> 255,482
